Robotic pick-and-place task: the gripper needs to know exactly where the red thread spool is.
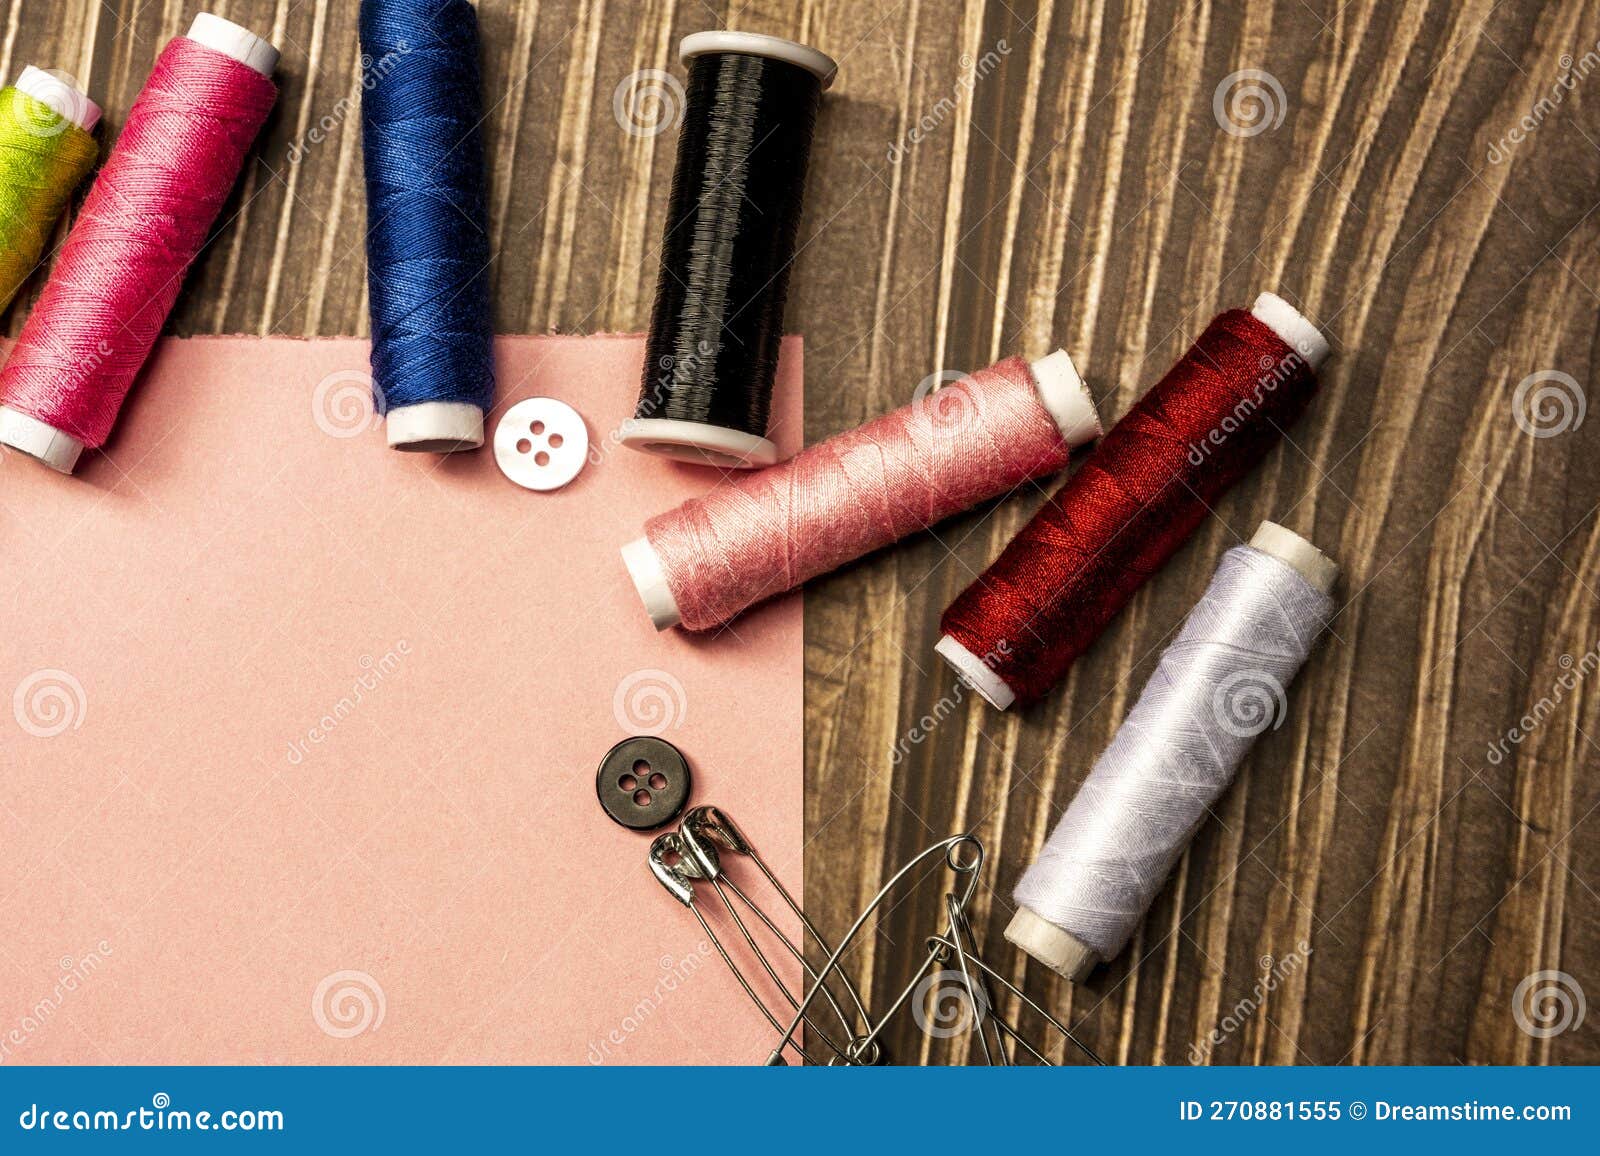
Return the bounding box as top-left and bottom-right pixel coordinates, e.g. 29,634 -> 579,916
937,293 -> 1329,709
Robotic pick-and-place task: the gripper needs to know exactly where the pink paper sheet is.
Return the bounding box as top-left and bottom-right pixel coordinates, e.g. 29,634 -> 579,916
0,335 -> 803,1065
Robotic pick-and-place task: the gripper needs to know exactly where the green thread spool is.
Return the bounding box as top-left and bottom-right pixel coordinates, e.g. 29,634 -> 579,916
0,68 -> 99,313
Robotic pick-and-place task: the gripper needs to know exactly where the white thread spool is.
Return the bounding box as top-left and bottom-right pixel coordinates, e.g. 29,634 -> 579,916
0,15 -> 277,475
1005,520 -> 1337,981
936,292 -> 1329,710
622,350 -> 1101,630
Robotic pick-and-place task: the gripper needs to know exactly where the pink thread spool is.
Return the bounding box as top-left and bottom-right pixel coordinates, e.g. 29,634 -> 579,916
0,14 -> 278,474
623,351 -> 1101,631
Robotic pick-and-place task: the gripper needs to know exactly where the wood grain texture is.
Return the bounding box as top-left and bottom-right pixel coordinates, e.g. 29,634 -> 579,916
5,0 -> 1596,1065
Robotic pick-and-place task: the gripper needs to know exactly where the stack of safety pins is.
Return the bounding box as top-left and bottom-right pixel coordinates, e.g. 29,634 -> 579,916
649,806 -> 1106,1065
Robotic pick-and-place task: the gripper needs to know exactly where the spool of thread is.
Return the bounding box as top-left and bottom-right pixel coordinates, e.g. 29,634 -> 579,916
0,68 -> 100,312
360,0 -> 495,453
937,292 -> 1330,710
0,15 -> 277,474
618,32 -> 837,470
622,351 -> 1101,631
1006,522 -> 1338,981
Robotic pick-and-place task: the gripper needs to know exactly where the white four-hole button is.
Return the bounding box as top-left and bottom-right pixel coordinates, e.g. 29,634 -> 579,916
493,398 -> 589,491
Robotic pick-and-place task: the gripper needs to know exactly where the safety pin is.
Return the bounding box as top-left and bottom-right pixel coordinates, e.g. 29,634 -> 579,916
650,806 -> 877,1065
651,808 -> 1104,1065
771,833 -> 1105,1066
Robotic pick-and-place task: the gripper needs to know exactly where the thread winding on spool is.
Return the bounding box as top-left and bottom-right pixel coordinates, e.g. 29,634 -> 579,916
0,69 -> 100,312
360,0 -> 496,453
1006,522 -> 1338,981
622,351 -> 1101,631
619,32 -> 837,469
937,292 -> 1329,709
0,15 -> 277,474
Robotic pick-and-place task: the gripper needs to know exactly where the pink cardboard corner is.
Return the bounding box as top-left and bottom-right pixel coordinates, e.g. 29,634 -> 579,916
0,334 -> 803,1065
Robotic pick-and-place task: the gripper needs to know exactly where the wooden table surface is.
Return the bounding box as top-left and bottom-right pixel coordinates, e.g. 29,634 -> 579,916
8,0 -> 1597,1066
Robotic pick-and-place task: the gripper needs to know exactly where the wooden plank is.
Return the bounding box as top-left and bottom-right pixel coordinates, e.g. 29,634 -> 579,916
5,0 -> 1595,1066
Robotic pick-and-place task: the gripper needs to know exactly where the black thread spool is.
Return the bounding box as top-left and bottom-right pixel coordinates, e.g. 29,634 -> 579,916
621,32 -> 837,469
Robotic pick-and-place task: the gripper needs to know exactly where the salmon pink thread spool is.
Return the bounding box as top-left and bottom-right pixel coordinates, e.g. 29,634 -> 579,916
622,351 -> 1101,631
0,14 -> 278,474
936,292 -> 1330,710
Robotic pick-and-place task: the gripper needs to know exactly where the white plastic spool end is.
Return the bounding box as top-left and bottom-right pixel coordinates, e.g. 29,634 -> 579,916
1251,292 -> 1329,371
0,406 -> 85,474
1005,906 -> 1099,982
386,401 -> 485,454
622,537 -> 682,631
14,65 -> 100,132
679,31 -> 838,89
617,417 -> 779,470
1028,349 -> 1101,447
1249,521 -> 1339,595
187,13 -> 280,77
934,634 -> 1016,711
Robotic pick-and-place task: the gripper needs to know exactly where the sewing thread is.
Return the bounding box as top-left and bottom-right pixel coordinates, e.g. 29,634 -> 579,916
0,30 -> 275,469
626,354 -> 1098,631
360,0 -> 495,453
1013,535 -> 1336,965
621,32 -> 836,469
939,303 -> 1323,707
0,80 -> 98,312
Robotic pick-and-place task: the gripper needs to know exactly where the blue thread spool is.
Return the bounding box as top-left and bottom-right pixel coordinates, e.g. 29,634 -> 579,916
359,0 -> 496,452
